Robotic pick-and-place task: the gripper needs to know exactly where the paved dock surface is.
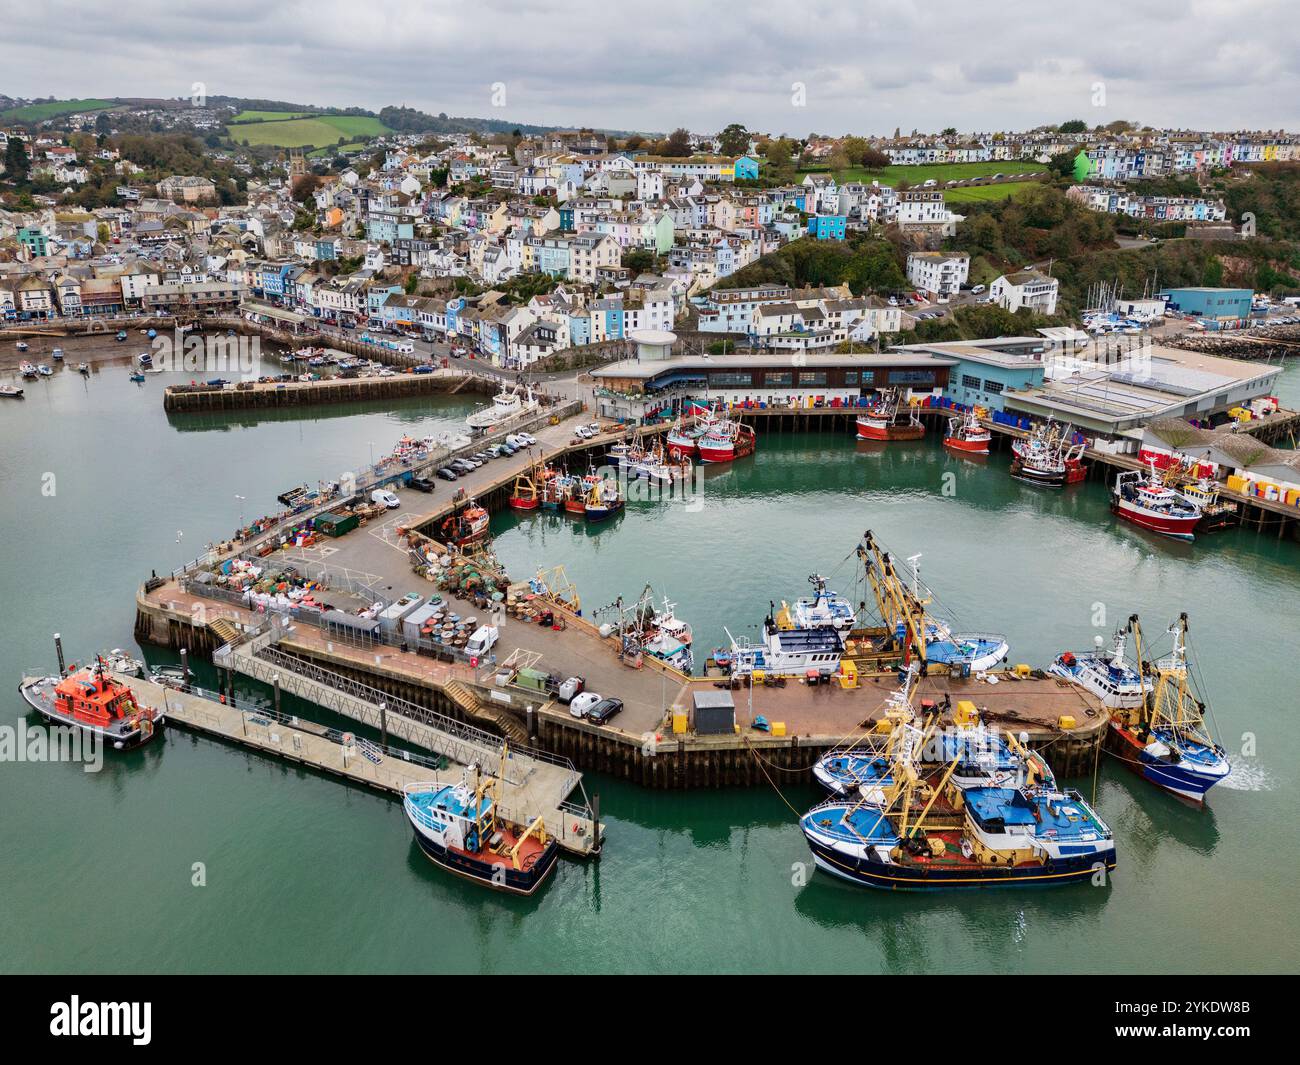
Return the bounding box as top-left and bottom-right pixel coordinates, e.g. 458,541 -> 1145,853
118,673 -> 601,857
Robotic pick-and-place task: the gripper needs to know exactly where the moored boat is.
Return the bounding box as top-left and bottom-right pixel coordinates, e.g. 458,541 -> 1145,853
1049,618 -> 1145,710
37,364 -> 53,377
1111,469 -> 1201,541
584,477 -> 624,521
402,760 -> 558,895
440,500 -> 490,546
466,384 -> 538,431
19,360 -> 38,378
1106,614 -> 1230,803
508,470 -> 542,511
943,408 -> 992,454
697,416 -> 756,463
801,705 -> 1115,891
639,596 -> 694,672
0,384 -> 24,398
19,656 -> 164,750
1010,421 -> 1086,488
51,347 -> 64,361
856,388 -> 924,441
15,340 -> 29,352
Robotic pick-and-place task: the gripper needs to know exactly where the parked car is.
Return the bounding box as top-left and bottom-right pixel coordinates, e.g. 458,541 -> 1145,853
569,691 -> 602,718
971,284 -> 986,294
370,489 -> 400,509
586,422 -> 600,434
408,476 -> 436,493
499,442 -> 518,455
450,459 -> 477,474
515,432 -> 537,446
435,467 -> 459,481
575,426 -> 594,440
486,445 -> 505,458
586,697 -> 623,724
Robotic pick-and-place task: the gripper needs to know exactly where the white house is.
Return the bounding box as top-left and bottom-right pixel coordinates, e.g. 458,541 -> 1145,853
990,270 -> 1059,316
907,252 -> 970,299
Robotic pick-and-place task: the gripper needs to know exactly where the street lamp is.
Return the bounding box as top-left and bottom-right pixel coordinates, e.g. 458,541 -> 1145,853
235,494 -> 246,528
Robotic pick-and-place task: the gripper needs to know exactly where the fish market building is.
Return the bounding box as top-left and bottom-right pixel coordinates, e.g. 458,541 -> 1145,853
589,350 -> 955,423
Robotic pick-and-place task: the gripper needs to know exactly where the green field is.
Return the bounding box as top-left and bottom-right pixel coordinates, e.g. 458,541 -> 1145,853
0,98 -> 115,123
803,160 -> 1045,187
230,109 -> 314,122
946,180 -> 1042,203
308,141 -> 371,158
226,112 -> 391,148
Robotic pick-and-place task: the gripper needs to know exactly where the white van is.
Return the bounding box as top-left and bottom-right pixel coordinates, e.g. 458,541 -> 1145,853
465,625 -> 499,658
370,489 -> 400,509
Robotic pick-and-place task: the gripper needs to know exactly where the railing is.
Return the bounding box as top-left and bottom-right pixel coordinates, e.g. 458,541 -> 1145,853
245,645 -> 580,795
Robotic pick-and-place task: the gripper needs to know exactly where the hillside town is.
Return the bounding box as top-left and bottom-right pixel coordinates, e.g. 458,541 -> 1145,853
1,107 -> 1295,372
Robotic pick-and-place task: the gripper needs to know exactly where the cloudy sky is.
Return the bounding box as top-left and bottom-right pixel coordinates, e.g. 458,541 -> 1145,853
4,0 -> 1298,134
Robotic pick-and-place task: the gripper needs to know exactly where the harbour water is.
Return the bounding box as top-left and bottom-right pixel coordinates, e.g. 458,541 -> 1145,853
1,346 -> 1298,973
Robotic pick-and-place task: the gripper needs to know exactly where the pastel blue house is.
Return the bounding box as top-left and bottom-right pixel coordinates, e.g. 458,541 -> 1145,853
734,156 -> 760,180
807,215 -> 847,240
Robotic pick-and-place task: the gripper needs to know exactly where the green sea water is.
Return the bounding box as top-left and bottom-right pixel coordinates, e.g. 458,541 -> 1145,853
1,348 -> 1297,974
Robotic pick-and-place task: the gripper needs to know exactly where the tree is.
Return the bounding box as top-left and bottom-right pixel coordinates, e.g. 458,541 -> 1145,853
5,137 -> 30,181
1058,119 -> 1087,134
625,134 -> 645,150
660,128 -> 692,157
941,127 -> 957,137
860,147 -> 889,170
718,123 -> 749,156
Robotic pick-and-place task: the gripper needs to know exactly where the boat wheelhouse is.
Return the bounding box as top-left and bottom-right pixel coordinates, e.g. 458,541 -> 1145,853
726,613 -> 844,678
785,574 -> 857,632
1049,619 -> 1145,709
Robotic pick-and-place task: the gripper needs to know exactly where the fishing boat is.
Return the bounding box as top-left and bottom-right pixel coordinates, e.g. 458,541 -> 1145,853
1111,468 -> 1201,541
465,384 -> 538,430
606,440 -> 637,469
508,470 -> 542,511
666,414 -> 708,459
566,472 -> 598,515
858,532 -> 1009,673
725,610 -> 844,678
18,656 -> 164,750
943,408 -> 992,454
647,450 -> 692,487
782,574 -> 857,632
1173,475 -> 1237,531
1010,421 -> 1086,488
1049,618 -> 1145,709
19,361 -> 38,378
51,347 -> 64,361
856,388 -> 924,441
137,351 -> 153,367
584,478 -> 624,521
37,364 -> 53,377
15,341 -> 29,352
813,671 -> 1057,797
115,330 -> 128,342
440,500 -> 490,546
129,371 -> 146,383
800,710 -> 1115,890
697,416 -> 756,463
0,384 -> 24,398
402,758 -> 558,895
1106,614 -> 1230,803
639,597 -> 694,672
